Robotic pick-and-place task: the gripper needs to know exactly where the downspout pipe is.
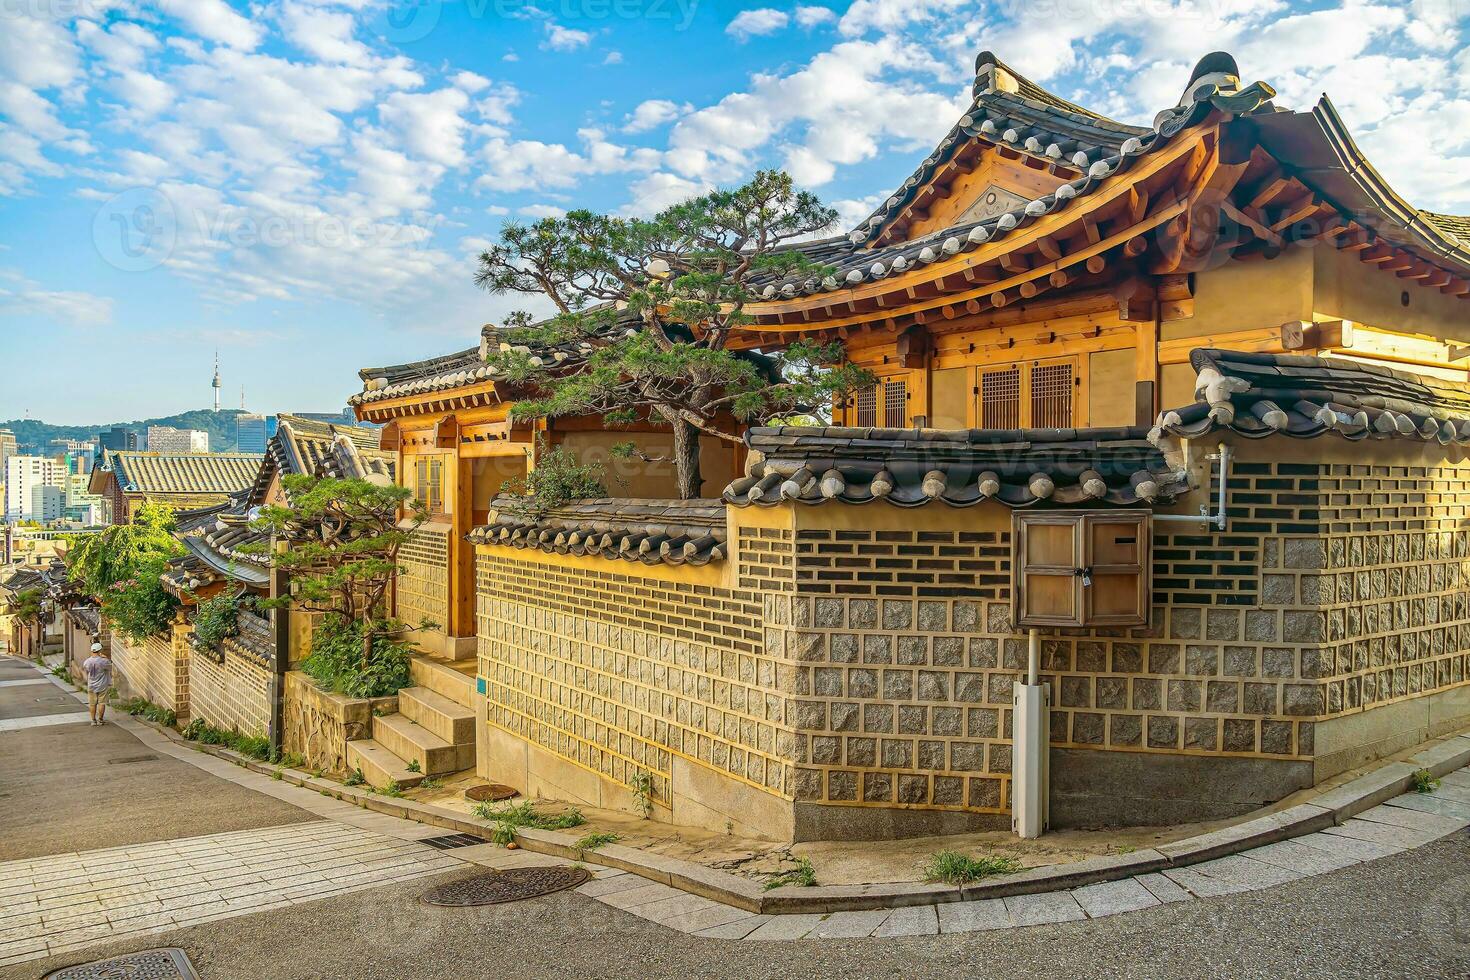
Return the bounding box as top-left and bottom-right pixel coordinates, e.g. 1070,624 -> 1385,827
1154,441 -> 1230,531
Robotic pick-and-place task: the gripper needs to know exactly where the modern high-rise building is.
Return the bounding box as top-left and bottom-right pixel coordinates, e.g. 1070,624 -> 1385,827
29,485 -> 64,523
5,456 -> 65,521
99,427 -> 138,451
146,426 -> 210,453
0,429 -> 17,472
236,413 -> 270,454
64,472 -> 106,524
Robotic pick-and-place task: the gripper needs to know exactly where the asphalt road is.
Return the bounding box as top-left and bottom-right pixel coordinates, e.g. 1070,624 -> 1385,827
0,656 -> 313,862
4,654 -> 1468,979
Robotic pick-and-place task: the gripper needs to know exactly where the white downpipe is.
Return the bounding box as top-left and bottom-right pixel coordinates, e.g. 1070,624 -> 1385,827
1013,627 -> 1049,839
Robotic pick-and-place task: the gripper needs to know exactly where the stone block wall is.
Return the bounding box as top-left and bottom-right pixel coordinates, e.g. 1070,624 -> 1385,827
470,441 -> 1470,838
475,544 -> 788,830
189,646 -> 272,736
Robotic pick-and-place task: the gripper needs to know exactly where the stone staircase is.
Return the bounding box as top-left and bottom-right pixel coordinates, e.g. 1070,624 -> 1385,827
345,657 -> 476,789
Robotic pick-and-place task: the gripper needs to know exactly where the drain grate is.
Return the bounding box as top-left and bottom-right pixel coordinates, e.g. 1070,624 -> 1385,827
108,754 -> 159,765
45,947 -> 198,979
419,832 -> 488,850
420,867 -> 591,906
464,783 -> 519,803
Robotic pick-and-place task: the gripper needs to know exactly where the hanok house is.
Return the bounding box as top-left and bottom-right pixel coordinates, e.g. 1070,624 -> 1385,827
349,322 -> 745,663
463,51 -> 1470,842
89,450 -> 263,523
107,416 -> 394,735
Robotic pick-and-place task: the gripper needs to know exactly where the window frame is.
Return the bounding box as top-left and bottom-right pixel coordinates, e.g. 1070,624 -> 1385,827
975,355 -> 1081,430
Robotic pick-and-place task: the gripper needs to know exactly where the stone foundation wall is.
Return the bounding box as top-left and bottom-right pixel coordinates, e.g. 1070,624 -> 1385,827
281,671 -> 395,774
189,646 -> 272,736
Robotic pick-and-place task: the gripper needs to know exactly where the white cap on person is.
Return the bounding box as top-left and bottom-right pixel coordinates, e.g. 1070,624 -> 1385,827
90,643 -> 102,653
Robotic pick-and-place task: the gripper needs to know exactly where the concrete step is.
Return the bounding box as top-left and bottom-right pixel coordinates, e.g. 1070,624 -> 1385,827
345,739 -> 425,790
373,712 -> 473,775
409,656 -> 476,710
398,686 -> 475,745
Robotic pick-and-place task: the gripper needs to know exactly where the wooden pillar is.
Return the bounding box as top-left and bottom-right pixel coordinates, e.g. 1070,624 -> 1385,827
1134,309 -> 1160,427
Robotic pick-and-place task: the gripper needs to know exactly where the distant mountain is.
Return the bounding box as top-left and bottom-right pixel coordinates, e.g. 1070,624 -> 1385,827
2,410 -> 251,453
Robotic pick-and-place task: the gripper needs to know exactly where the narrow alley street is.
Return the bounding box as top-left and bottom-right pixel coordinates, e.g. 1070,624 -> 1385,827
2,654 -> 1468,979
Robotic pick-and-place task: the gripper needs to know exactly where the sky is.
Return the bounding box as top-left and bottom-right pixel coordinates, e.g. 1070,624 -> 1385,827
0,0 -> 1467,425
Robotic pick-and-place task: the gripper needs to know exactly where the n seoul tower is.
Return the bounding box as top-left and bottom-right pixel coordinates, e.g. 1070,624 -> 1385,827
212,352 -> 222,411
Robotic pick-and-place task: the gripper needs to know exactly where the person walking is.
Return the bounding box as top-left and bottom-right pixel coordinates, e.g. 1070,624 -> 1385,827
82,642 -> 113,726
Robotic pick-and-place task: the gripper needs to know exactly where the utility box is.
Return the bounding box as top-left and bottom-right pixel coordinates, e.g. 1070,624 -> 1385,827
1012,511 -> 1151,628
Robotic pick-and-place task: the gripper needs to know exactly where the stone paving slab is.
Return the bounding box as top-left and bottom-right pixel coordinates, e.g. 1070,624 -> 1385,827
1355,802 -> 1467,835
937,897 -> 1011,933
1003,891 -> 1086,926
873,904 -> 938,937
1291,831 -> 1403,862
1158,866 -> 1254,899
807,909 -> 894,938
1070,878 -> 1161,918
1245,839 -> 1360,875
744,913 -> 825,941
1321,818 -> 1437,849
662,903 -> 756,935
1385,791 -> 1470,821
1187,854 -> 1303,890
694,914 -> 769,939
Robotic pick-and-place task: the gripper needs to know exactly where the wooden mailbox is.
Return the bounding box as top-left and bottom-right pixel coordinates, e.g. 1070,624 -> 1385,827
1012,510 -> 1151,628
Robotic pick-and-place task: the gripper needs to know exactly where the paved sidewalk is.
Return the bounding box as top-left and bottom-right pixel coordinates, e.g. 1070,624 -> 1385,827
567,767 -> 1470,940
0,821 -> 465,966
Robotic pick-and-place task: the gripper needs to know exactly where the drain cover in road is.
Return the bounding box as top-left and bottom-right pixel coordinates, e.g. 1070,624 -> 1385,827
45,947 -> 199,979
419,832 -> 488,850
464,783 -> 519,802
421,868 -> 591,906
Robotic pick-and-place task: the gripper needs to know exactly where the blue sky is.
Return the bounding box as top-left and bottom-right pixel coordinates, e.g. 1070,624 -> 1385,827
1,0 -> 1467,425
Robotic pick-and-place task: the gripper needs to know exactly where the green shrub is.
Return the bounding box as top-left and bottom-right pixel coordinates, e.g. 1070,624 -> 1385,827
179,718 -> 270,760
345,767 -> 367,787
472,800 -> 586,846
301,617 -> 412,698
763,857 -> 817,891
921,851 -> 1021,886
500,438 -> 607,513
193,592 -> 240,649
1412,768 -> 1441,794
574,831 -> 620,851
119,696 -> 176,727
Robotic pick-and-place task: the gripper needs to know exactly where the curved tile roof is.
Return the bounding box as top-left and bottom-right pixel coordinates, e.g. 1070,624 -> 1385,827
725,426 -> 1185,509
1151,349 -> 1470,446
469,496 -> 727,565
104,451 -> 263,497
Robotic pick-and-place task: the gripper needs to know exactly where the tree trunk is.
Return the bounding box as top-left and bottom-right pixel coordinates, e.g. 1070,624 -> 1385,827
671,419 -> 702,500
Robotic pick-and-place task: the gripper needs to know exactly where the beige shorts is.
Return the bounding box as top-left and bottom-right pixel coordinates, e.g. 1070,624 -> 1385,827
88,691 -> 106,709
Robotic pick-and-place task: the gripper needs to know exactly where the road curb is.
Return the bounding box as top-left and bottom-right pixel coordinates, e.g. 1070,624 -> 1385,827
82,671 -> 1470,917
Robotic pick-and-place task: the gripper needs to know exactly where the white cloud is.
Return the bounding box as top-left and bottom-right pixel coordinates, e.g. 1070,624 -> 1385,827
278,1 -> 373,66
623,99 -> 690,133
0,268 -> 113,327
603,51 -> 623,65
795,6 -> 839,28
621,172 -> 707,216
727,9 -> 790,41
542,23 -> 592,52
518,204 -> 566,218
477,129 -> 659,194
380,87 -> 473,168
155,0 -> 264,51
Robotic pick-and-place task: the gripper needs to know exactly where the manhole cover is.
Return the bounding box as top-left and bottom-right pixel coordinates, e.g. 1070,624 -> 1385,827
420,868 -> 591,906
45,947 -> 198,979
464,783 -> 519,802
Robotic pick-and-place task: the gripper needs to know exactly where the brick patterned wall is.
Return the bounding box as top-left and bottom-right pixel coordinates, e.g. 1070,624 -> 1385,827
476,550 -> 788,807
189,648 -> 272,735
397,523 -> 451,633
111,627 -> 186,716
